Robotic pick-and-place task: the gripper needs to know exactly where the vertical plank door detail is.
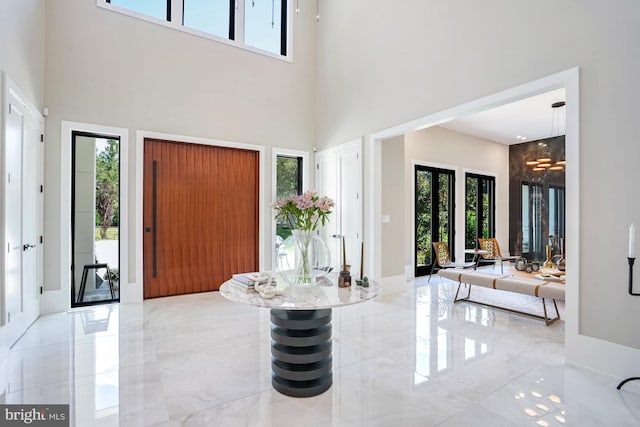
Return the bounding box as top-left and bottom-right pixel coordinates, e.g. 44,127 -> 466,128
143,139 -> 259,298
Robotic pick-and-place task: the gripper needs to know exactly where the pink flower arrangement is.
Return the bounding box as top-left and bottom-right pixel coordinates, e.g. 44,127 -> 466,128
274,191 -> 335,231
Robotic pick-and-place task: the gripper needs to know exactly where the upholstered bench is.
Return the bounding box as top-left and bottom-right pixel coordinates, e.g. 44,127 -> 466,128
438,268 -> 564,325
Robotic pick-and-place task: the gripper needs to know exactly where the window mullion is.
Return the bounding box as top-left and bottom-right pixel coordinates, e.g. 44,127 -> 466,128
235,0 -> 244,44
172,0 -> 183,27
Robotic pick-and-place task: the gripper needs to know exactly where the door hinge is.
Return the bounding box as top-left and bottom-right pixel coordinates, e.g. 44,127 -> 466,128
316,163 -> 319,170
7,173 -> 10,184
40,134 -> 44,142
40,235 -> 43,244
7,313 -> 10,323
40,286 -> 43,294
40,185 -> 43,193
7,242 -> 9,253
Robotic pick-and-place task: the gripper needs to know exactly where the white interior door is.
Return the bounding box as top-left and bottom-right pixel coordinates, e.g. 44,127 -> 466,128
3,77 -> 42,345
339,143 -> 363,277
316,139 -> 363,276
5,102 -> 23,327
315,149 -> 339,270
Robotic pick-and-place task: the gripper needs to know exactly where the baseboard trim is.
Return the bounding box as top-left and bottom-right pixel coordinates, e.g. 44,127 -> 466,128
566,333 -> 640,380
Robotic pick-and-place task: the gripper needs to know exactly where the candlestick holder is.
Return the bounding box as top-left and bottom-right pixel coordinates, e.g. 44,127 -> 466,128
628,257 -> 639,296
617,257 -> 639,390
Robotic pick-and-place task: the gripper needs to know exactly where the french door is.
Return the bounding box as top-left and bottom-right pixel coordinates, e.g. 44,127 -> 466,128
143,139 -> 259,298
465,173 -> 495,262
415,165 -> 455,277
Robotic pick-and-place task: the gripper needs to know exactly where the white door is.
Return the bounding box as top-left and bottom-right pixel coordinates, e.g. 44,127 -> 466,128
316,139 -> 363,276
315,149 -> 339,270
3,80 -> 42,345
5,102 -> 23,329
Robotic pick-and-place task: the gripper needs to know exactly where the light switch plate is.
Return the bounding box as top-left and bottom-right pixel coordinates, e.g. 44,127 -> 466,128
381,215 -> 391,224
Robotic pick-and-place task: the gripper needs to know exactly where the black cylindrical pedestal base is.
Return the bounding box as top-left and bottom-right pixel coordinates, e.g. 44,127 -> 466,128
270,309 -> 332,397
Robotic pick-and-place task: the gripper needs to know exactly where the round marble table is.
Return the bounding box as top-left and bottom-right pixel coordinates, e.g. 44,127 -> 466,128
219,275 -> 380,398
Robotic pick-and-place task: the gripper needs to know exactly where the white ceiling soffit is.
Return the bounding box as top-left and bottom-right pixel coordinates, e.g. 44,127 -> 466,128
439,88 -> 566,145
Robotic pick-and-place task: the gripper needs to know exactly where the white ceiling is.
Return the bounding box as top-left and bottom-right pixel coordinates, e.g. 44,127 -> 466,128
439,88 -> 566,145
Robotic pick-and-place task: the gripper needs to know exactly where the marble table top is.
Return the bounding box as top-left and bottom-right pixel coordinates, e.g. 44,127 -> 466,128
219,274 -> 380,310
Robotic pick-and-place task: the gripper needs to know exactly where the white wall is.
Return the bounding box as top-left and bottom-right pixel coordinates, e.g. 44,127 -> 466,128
380,135 -> 405,277
42,0 -> 317,302
0,0 -> 45,113
316,0 -> 640,376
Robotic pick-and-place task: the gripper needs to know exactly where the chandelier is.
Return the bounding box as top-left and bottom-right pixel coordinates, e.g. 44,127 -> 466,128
526,101 -> 566,172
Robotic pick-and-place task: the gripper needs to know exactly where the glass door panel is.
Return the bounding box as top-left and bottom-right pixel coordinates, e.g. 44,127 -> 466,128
415,165 -> 455,276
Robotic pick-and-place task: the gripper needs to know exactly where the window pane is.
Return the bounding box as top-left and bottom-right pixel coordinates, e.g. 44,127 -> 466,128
184,0 -> 231,39
549,188 -> 557,239
244,0 -> 283,55
109,0 -> 168,21
465,177 -> 477,257
415,170 -> 432,267
276,156 -> 301,199
438,174 -> 451,245
276,155 -> 302,240
522,184 -> 530,253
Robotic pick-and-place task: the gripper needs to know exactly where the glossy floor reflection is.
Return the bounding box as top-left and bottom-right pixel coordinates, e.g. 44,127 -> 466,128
3,274 -> 640,426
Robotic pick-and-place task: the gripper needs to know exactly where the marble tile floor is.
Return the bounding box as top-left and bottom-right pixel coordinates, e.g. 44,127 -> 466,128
3,275 -> 640,426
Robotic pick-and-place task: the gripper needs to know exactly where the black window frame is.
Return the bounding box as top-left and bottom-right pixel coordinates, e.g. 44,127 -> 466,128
71,131 -> 121,308
521,181 -> 543,259
106,0 -> 289,57
465,173 -> 496,261
106,0 -> 172,21
414,165 -> 456,277
549,185 -> 566,241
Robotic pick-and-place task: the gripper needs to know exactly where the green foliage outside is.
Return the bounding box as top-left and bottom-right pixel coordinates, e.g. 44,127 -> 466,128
276,156 -> 301,239
416,171 -> 453,267
465,176 -> 492,261
95,139 -> 119,240
415,171 -> 432,266
95,227 -> 119,240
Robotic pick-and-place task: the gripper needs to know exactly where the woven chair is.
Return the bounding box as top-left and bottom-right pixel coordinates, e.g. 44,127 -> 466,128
477,238 -> 518,274
428,241 -> 475,282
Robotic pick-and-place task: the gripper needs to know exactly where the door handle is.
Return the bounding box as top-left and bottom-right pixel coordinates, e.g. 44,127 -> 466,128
23,243 -> 36,251
152,160 -> 158,278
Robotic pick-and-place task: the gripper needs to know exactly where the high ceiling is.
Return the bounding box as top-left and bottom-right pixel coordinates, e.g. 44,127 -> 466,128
440,88 -> 566,145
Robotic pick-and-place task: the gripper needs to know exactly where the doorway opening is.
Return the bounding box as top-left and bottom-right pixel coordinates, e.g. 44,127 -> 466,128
71,131 -> 121,307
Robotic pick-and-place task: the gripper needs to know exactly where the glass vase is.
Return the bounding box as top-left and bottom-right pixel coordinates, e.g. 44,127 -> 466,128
277,230 -> 331,287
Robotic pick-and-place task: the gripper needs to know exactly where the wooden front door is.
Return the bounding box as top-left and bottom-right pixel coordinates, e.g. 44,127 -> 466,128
143,138 -> 259,298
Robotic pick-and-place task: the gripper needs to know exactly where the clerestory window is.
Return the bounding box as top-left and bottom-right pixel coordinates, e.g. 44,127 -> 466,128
101,0 -> 289,59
